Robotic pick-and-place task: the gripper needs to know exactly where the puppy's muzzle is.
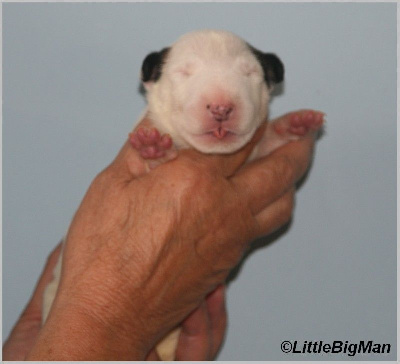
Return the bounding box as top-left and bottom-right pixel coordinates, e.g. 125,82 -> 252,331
207,103 -> 234,122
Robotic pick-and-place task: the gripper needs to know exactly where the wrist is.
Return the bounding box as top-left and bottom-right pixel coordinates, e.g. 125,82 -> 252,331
27,299 -> 148,360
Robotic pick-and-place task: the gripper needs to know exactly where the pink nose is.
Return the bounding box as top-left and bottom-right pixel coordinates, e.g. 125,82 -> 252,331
207,103 -> 234,122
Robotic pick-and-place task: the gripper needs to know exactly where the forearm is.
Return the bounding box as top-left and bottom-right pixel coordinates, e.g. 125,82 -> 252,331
26,305 -> 146,360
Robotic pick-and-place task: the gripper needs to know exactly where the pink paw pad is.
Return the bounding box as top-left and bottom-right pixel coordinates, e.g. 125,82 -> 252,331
274,111 -> 325,137
129,127 -> 173,159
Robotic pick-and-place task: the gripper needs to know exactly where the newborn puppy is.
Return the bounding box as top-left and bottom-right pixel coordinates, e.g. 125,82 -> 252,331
129,29 -> 323,171
42,30 -> 324,361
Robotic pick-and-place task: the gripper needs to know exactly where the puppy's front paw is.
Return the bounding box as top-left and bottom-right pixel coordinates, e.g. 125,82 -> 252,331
273,110 -> 325,139
129,127 -> 177,169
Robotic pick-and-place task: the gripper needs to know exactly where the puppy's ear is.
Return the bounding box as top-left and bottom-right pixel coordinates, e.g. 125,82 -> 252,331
249,46 -> 284,89
141,47 -> 170,90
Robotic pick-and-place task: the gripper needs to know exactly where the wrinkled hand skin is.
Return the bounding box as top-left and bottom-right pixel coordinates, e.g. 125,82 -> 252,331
3,246 -> 227,362
25,111 -> 316,360
2,244 -> 62,361
3,240 -> 227,361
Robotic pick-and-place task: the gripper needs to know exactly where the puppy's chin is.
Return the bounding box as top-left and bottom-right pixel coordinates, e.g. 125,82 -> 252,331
182,130 -> 254,154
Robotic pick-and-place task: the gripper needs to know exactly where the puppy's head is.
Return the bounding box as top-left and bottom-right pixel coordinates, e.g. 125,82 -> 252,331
141,30 -> 284,154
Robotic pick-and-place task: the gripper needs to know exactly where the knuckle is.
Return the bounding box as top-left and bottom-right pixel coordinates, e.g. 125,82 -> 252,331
92,165 -> 123,190
87,169 -> 120,200
92,169 -> 112,187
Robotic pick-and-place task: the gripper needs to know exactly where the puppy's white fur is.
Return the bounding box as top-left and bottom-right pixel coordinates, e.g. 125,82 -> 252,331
145,30 -> 271,154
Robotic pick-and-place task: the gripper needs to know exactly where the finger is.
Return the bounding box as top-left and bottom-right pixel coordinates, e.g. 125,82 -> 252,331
231,134 -> 314,215
205,285 -> 227,359
24,242 -> 63,316
175,301 -> 212,360
179,122 -> 267,177
254,188 -> 295,237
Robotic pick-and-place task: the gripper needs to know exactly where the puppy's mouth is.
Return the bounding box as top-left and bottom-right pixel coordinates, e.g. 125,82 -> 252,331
194,127 -> 240,144
184,124 -> 252,147
208,127 -> 231,140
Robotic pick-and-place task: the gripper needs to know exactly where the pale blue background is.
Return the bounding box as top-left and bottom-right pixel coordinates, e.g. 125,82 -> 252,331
3,3 -> 396,360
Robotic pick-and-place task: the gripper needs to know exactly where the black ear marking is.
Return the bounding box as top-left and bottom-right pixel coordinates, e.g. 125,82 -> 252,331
249,46 -> 284,88
141,47 -> 170,83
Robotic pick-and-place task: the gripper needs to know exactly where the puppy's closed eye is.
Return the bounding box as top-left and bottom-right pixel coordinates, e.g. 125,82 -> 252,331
173,62 -> 196,78
238,59 -> 262,78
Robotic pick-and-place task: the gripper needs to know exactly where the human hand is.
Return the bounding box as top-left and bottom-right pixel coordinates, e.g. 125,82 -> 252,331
3,246 -> 227,361
26,111 -> 315,360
